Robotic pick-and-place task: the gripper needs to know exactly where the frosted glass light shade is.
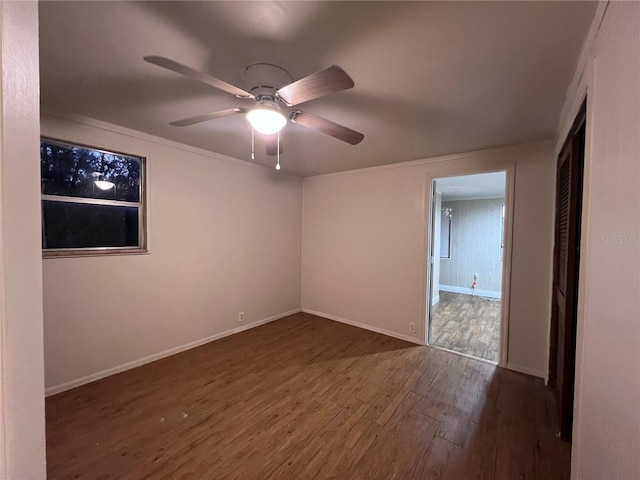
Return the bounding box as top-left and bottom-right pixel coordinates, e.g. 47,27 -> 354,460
94,180 -> 115,190
246,108 -> 286,135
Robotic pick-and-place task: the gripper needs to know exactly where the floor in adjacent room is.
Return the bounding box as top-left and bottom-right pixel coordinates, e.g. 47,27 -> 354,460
46,312 -> 569,480
430,291 -> 501,362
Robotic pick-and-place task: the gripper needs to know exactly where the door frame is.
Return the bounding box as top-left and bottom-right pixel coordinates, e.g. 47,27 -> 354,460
422,166 -> 515,368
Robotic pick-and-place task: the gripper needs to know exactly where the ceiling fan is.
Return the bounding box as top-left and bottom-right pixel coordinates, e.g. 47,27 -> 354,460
144,56 -> 364,161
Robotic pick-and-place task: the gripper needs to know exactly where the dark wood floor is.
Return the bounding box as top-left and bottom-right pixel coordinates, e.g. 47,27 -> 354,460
46,313 -> 569,479
431,291 -> 501,362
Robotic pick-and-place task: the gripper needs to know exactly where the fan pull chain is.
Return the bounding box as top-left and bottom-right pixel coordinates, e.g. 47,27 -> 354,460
275,131 -> 281,170
251,127 -> 255,160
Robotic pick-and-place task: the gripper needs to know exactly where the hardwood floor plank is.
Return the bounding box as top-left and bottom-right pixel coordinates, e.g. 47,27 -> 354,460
281,400 -> 370,479
353,391 -> 441,479
375,368 -> 424,427
321,416 -> 383,479
437,358 -> 496,446
412,435 -> 460,479
449,418 -> 498,480
416,353 -> 466,423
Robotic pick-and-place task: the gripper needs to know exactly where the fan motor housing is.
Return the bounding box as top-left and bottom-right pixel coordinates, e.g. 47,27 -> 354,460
242,63 -> 292,102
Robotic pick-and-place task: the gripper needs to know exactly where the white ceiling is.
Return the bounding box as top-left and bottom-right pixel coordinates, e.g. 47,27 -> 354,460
39,1 -> 597,177
436,171 -> 506,201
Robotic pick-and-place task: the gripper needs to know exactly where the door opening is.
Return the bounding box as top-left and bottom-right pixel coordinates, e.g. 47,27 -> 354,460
427,171 -> 507,363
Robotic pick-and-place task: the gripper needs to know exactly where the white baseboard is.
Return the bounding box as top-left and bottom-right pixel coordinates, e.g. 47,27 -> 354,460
301,308 -> 424,346
45,308 -> 302,397
439,284 -> 501,299
431,294 -> 440,306
506,362 -> 546,379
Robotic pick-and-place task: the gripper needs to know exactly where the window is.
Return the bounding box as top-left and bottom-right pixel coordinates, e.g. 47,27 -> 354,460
41,138 -> 146,256
440,208 -> 452,259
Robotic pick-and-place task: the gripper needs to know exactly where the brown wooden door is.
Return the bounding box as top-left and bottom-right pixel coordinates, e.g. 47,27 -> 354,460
549,101 -> 586,440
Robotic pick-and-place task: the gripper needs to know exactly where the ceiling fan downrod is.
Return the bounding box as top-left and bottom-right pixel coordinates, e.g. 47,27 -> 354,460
276,131 -> 281,171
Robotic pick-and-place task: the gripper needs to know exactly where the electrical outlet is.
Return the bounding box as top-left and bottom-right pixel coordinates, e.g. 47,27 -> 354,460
238,312 -> 244,323
409,322 -> 416,333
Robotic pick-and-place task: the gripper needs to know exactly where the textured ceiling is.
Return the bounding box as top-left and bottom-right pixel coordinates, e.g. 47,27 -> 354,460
436,171 -> 506,201
39,1 -> 597,177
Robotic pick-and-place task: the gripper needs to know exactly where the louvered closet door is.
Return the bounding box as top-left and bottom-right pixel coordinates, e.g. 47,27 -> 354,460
551,103 -> 585,440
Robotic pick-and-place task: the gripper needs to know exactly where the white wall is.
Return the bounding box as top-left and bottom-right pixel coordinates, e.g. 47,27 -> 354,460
0,2 -> 47,477
561,3 -> 640,478
42,113 -> 303,394
440,198 -> 504,295
302,140 -> 555,377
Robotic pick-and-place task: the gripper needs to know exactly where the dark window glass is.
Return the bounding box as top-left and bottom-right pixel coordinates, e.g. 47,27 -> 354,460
41,140 -> 141,202
42,201 -> 139,249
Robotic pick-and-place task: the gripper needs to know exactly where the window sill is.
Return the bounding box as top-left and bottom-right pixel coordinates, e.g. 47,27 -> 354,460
43,248 -> 149,259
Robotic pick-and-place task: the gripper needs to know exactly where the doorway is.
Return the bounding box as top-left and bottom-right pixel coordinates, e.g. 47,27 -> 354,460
427,171 -> 507,363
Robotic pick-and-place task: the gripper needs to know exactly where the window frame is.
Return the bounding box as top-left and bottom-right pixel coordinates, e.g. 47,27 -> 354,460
41,137 -> 148,258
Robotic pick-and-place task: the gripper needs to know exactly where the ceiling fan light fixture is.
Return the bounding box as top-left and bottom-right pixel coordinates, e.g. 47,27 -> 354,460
246,108 -> 287,135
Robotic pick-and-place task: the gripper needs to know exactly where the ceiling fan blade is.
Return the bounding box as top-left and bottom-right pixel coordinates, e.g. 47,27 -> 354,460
169,108 -> 246,127
264,134 -> 284,156
277,65 -> 354,106
291,111 -> 364,145
144,55 -> 253,99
